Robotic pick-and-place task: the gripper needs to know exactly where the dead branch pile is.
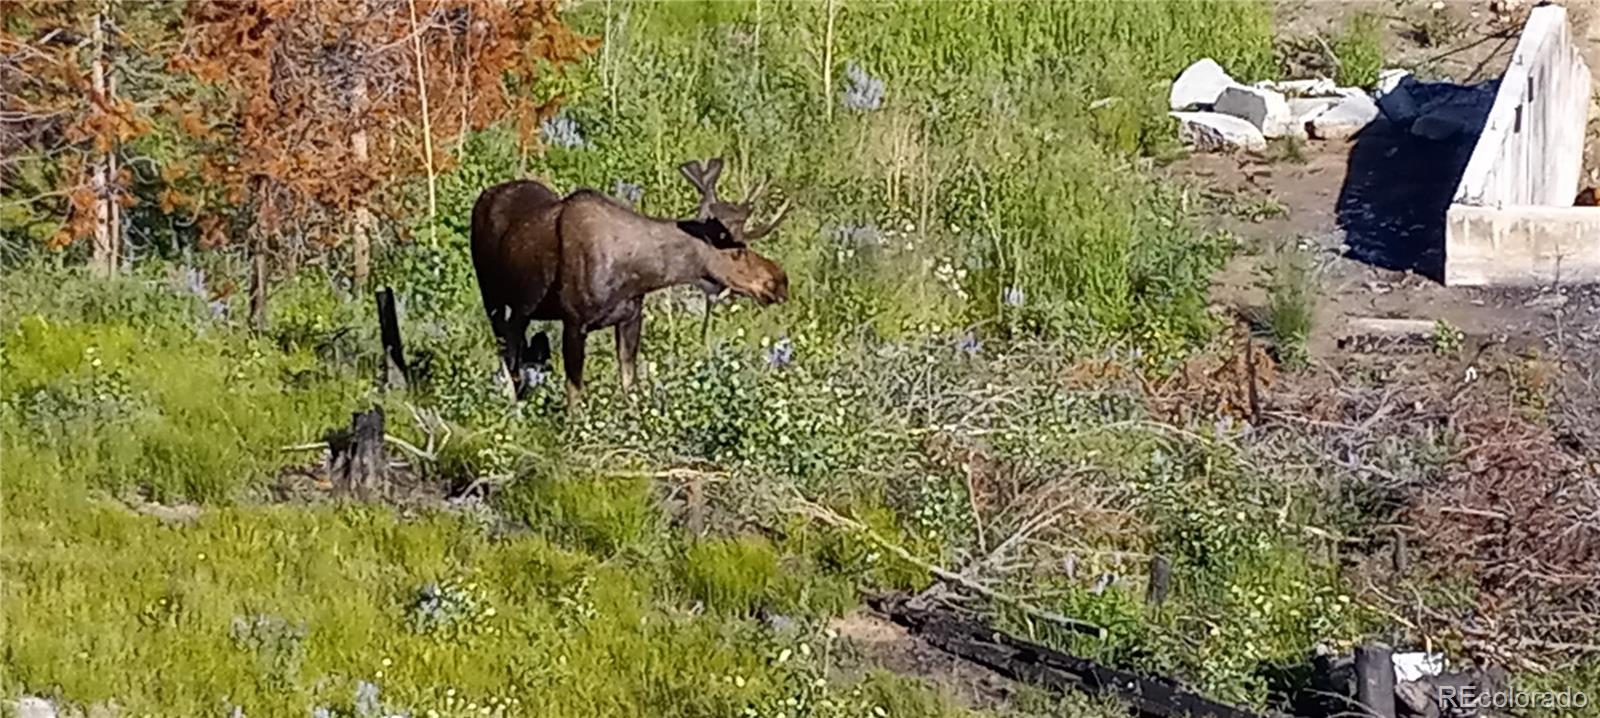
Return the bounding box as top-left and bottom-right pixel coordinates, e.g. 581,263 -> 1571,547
1257,350 -> 1599,669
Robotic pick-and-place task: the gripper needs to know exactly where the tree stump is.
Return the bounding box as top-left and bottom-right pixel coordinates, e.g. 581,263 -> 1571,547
328,407 -> 386,500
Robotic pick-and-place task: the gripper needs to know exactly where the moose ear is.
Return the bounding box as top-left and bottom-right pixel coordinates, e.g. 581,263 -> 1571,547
703,158 -> 724,188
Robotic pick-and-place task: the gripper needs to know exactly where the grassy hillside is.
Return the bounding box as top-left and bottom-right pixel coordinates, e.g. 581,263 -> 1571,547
0,2 -> 1408,716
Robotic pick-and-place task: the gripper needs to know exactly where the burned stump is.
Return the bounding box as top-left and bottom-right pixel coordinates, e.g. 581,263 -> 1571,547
327,407 -> 387,500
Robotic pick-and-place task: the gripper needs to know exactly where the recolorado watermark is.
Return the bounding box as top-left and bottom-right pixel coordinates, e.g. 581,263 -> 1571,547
1439,685 -> 1589,711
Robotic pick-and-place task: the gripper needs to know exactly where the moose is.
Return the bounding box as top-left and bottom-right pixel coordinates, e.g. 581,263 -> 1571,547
469,158 -> 791,408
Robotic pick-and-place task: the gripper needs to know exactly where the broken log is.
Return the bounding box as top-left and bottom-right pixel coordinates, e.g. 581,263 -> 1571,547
376,286 -> 409,389
873,595 -> 1277,718
328,407 -> 386,499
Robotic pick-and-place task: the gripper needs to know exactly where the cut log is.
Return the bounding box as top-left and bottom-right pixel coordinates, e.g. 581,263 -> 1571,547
874,595 -> 1277,718
328,407 -> 387,500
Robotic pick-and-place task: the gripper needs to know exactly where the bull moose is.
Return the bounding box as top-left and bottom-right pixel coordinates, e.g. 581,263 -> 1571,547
468,158 -> 791,408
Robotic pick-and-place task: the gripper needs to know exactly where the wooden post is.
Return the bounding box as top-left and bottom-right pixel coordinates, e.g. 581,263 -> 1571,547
1145,554 -> 1172,607
1355,642 -> 1397,718
376,287 -> 409,389
1391,531 -> 1409,575
329,407 -> 386,500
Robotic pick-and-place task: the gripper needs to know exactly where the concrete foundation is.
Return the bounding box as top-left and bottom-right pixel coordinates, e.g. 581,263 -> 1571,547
1445,4 -> 1598,287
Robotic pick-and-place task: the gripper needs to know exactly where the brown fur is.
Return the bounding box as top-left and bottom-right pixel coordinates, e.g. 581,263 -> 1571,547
469,179 -> 788,407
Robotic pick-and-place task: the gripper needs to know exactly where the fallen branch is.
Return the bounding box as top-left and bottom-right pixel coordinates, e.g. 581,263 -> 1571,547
873,595 -> 1278,718
790,496 -> 1105,639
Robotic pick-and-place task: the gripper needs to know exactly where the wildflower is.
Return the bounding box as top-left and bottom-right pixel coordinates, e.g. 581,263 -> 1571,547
540,114 -> 587,149
355,680 -> 381,718
765,336 -> 795,368
612,180 -> 644,208
841,61 -> 885,111
956,332 -> 981,357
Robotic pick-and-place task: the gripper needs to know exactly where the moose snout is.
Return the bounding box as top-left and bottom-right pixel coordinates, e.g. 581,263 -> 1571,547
761,277 -> 789,305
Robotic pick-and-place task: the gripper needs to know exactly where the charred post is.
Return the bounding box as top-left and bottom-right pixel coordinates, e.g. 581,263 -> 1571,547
1355,642 -> 1397,718
328,407 -> 387,500
376,287 -> 409,389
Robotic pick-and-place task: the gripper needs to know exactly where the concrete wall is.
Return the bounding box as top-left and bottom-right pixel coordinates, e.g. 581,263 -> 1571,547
1452,5 -> 1590,207
1445,4 -> 1598,286
1446,204 -> 1600,285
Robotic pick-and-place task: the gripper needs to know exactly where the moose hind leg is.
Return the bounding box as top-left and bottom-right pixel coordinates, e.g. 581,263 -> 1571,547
561,321 -> 589,409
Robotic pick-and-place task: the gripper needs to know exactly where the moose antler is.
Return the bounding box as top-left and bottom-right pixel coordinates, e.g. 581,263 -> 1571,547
743,196 -> 791,242
678,158 -> 726,218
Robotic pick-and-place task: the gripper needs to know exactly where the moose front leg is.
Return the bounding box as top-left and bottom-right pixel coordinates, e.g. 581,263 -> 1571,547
561,321 -> 589,410
615,302 -> 643,392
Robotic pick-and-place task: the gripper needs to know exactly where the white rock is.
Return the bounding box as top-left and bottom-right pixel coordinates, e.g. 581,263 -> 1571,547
1215,85 -> 1294,137
14,697 -> 57,718
1170,111 -> 1267,152
1170,58 -> 1238,111
1308,94 -> 1380,139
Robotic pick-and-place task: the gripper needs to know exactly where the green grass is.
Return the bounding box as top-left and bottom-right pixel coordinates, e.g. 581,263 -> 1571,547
1265,244 -> 1315,370
0,2 -> 1421,716
1332,12 -> 1384,89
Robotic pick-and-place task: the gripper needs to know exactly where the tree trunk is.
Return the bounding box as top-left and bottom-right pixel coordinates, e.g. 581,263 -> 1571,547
89,5 -> 114,277
250,225 -> 268,331
351,74 -> 372,290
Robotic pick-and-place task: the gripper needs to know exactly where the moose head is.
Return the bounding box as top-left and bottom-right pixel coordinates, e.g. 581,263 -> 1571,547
677,157 -> 792,337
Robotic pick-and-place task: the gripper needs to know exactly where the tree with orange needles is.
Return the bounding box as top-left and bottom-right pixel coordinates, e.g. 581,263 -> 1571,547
169,0 -> 596,327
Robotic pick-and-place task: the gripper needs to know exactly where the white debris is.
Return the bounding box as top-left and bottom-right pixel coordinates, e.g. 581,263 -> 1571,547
14,697 -> 57,718
1255,77 -> 1339,97
1308,94 -> 1380,139
1286,98 -> 1342,137
1393,652 -> 1446,683
1170,58 -> 1238,111
1377,68 -> 1413,95
1215,85 -> 1294,137
1170,111 -> 1267,152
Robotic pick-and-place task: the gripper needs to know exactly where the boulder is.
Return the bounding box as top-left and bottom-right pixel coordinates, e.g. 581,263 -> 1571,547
1215,85 -> 1294,137
1170,58 -> 1238,111
1308,94 -> 1380,139
1170,111 -> 1267,152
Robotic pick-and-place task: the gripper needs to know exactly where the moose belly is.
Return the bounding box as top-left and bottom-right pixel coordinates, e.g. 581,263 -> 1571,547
586,297 -> 643,330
